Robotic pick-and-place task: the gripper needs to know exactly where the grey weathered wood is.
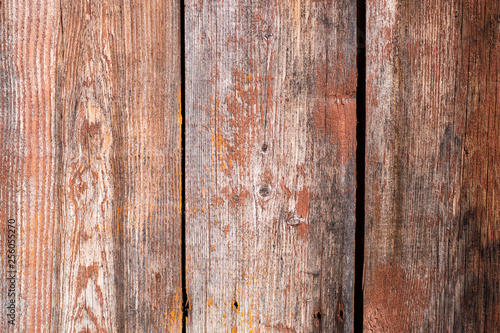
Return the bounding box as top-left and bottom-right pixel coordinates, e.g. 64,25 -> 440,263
364,0 -> 500,331
185,0 -> 357,331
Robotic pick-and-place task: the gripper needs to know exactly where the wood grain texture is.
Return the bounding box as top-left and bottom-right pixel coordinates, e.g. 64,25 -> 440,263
185,0 -> 357,331
52,0 -> 182,331
0,0 -> 181,331
106,1 -> 184,331
0,0 -> 60,332
365,0 -> 500,331
54,1 -> 118,330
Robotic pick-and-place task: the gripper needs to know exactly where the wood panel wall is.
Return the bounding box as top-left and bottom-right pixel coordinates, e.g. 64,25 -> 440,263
0,0 -> 499,332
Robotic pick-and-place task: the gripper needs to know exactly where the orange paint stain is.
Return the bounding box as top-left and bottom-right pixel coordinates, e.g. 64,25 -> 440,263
178,86 -> 183,125
213,62 -> 275,177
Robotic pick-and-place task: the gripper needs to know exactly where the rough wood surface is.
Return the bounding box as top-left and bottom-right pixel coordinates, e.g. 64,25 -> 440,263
1,0 -> 182,331
185,0 -> 357,331
0,0 -> 59,332
364,0 -> 500,331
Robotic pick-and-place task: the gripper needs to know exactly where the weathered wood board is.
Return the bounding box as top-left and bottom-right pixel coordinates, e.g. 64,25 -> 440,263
1,0 -> 183,331
185,0 -> 357,332
4,0 -> 500,331
365,0 -> 500,331
0,0 -> 59,331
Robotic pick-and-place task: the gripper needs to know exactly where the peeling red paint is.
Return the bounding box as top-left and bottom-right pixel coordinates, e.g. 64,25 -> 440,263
365,262 -> 429,332
295,222 -> 309,241
313,62 -> 357,162
295,187 -> 310,218
221,185 -> 251,210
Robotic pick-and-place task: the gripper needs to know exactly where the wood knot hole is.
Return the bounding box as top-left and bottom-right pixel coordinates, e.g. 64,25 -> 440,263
338,309 -> 344,321
232,301 -> 239,311
261,143 -> 268,152
259,186 -> 271,198
337,302 -> 344,322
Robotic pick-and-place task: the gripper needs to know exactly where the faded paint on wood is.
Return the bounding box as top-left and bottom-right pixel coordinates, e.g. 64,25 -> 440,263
1,0 -> 182,331
365,0 -> 500,331
185,0 -> 357,332
0,0 -> 60,332
52,0 -> 183,331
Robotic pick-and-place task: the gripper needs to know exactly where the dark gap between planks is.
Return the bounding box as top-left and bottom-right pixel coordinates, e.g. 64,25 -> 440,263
354,0 -> 366,331
180,0 -> 188,331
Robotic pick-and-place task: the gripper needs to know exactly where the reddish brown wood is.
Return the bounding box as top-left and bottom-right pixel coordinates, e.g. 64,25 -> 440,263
4,0 -> 498,331
365,0 -> 500,331
0,1 -> 59,331
1,0 -> 182,331
52,0 -> 183,331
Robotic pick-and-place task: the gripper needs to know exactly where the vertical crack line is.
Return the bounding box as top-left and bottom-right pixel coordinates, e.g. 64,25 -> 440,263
354,0 -> 366,331
180,0 -> 188,331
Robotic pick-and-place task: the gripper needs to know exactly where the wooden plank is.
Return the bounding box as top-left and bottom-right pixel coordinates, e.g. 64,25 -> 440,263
365,0 -> 500,331
0,0 -> 60,331
185,0 -> 357,331
0,1 -> 182,330
106,1 -> 184,330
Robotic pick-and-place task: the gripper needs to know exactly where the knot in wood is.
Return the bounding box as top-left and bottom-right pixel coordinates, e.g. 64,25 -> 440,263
259,186 -> 271,198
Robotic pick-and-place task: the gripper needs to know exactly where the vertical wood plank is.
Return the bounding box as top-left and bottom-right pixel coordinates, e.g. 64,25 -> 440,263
365,0 -> 500,331
107,1 -> 183,331
54,1 -> 117,330
185,0 -> 357,331
0,0 -> 59,331
52,0 -> 182,331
